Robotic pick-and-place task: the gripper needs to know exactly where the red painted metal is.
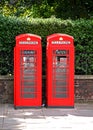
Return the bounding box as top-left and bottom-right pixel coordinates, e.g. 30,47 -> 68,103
46,33 -> 74,107
14,34 -> 42,108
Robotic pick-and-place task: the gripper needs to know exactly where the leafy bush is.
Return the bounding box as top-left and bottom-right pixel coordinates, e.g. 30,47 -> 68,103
0,15 -> 93,75
0,0 -> 93,19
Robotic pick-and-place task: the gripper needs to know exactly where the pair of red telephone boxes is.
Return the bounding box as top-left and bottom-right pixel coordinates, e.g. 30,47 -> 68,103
14,33 -> 74,108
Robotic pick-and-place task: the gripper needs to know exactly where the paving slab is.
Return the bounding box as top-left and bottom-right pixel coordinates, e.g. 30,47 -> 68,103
0,103 -> 93,130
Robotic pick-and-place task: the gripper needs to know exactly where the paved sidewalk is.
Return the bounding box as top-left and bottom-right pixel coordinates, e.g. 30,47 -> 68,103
0,103 -> 93,130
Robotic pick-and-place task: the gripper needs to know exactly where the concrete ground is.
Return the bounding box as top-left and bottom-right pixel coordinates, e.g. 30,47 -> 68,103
0,103 -> 93,130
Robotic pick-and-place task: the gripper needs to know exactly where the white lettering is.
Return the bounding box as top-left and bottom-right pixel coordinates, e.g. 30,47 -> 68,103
52,41 -> 70,44
19,41 -> 38,44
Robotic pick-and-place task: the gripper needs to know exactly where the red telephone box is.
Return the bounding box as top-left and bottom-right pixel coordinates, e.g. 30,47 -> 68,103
14,34 -> 42,108
46,33 -> 74,108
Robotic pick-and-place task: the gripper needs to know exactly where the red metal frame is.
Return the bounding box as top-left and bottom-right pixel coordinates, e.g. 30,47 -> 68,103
14,34 -> 42,108
46,33 -> 74,107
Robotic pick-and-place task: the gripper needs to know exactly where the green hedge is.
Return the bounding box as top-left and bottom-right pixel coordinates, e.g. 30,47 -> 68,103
0,15 -> 93,75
